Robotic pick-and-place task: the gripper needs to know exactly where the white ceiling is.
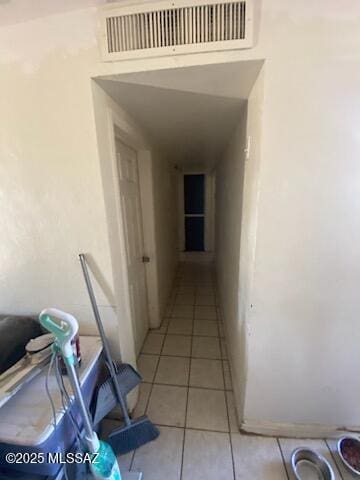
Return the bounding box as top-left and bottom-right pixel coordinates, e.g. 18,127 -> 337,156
98,79 -> 245,169
97,60 -> 263,169
105,60 -> 263,100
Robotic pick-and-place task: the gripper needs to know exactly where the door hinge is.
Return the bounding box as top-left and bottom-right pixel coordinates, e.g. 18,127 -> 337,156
142,255 -> 150,263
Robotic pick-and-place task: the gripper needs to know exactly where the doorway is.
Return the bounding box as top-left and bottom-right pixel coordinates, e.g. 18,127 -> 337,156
184,174 -> 205,251
115,137 -> 149,354
93,60 -> 263,419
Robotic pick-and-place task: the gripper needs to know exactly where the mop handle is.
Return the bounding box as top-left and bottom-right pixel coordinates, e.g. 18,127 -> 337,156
39,309 -> 99,452
79,254 -> 132,425
66,361 -> 99,452
79,255 -> 115,371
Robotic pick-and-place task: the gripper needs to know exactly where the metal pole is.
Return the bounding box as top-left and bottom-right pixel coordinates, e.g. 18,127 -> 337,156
66,362 -> 94,442
79,254 -> 131,426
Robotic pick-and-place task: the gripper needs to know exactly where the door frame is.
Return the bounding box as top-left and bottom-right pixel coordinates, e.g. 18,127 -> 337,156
113,136 -> 150,354
106,105 -> 161,355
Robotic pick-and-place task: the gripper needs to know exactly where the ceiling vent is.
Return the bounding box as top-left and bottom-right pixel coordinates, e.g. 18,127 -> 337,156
99,0 -> 254,61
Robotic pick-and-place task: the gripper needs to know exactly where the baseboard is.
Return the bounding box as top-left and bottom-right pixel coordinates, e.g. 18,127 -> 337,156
180,251 -> 214,262
241,419 -> 360,439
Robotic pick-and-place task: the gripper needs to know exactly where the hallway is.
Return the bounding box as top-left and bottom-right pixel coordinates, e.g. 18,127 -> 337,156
102,262 -> 349,480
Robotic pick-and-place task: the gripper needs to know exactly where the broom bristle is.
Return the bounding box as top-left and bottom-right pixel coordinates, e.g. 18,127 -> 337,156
108,416 -> 160,455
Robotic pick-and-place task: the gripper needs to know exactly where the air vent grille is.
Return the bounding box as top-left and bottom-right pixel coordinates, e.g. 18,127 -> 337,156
99,0 -> 253,61
106,2 -> 246,53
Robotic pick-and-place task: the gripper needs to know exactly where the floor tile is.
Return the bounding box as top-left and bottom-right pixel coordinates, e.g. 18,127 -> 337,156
131,263 -> 262,480
178,279 -> 197,286
195,295 -> 216,306
220,338 -> 228,359
155,356 -> 190,386
131,425 -> 184,480
190,358 -> 224,389
162,334 -> 191,357
195,305 -> 218,320
279,438 -> 342,480
133,383 -> 152,417
326,438 -> 354,479
167,318 -> 193,335
197,277 -> 214,285
232,433 -> 288,480
177,285 -> 196,294
171,305 -> 193,318
186,388 -> 228,432
101,418 -> 121,439
196,286 -> 215,295
141,333 -> 165,354
137,354 -> 159,382
152,318 -> 170,334
193,320 -> 219,337
218,322 -> 225,338
182,429 -> 233,480
175,293 -> 195,305
223,361 -> 233,390
117,451 -> 135,472
146,384 -> 187,427
168,291 -> 177,302
226,391 -> 239,432
192,336 -> 221,359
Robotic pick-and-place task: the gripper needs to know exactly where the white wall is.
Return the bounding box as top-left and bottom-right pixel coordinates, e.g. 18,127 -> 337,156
215,2 -> 360,437
233,69 -> 264,423
151,157 -> 179,318
241,2 -> 360,436
0,8 -> 178,367
0,9 -> 126,358
215,105 -> 248,415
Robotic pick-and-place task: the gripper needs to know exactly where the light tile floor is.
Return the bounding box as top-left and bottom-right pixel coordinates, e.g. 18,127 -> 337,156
102,262 -> 351,480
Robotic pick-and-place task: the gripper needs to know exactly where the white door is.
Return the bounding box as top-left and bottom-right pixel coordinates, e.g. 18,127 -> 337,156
116,138 -> 149,354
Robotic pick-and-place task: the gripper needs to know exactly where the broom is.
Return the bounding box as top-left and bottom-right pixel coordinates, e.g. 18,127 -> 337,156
79,254 -> 159,455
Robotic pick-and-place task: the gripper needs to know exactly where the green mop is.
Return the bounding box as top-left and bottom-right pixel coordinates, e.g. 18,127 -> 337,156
39,308 -> 122,480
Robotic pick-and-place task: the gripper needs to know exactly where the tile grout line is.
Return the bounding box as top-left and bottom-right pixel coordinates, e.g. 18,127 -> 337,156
130,301 -> 178,472
276,437 -> 290,480
154,423 -> 232,434
143,380 -> 230,392
130,304 -> 173,471
160,354 -> 226,362
179,298 -> 195,480
143,292 -> 174,425
136,284 -> 177,464
220,323 -> 236,479
164,330 -> 220,338
215,274 -> 236,479
128,447 -> 136,472
324,439 -> 345,480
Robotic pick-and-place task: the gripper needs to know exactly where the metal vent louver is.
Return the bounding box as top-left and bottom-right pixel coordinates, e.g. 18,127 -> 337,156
99,0 -> 253,61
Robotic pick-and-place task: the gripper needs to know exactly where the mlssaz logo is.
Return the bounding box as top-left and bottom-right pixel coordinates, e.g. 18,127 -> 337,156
47,452 -> 99,464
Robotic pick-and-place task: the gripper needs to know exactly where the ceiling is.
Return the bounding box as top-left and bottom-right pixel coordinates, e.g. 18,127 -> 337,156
98,60 -> 262,169
98,79 -> 245,169
106,60 -> 263,100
